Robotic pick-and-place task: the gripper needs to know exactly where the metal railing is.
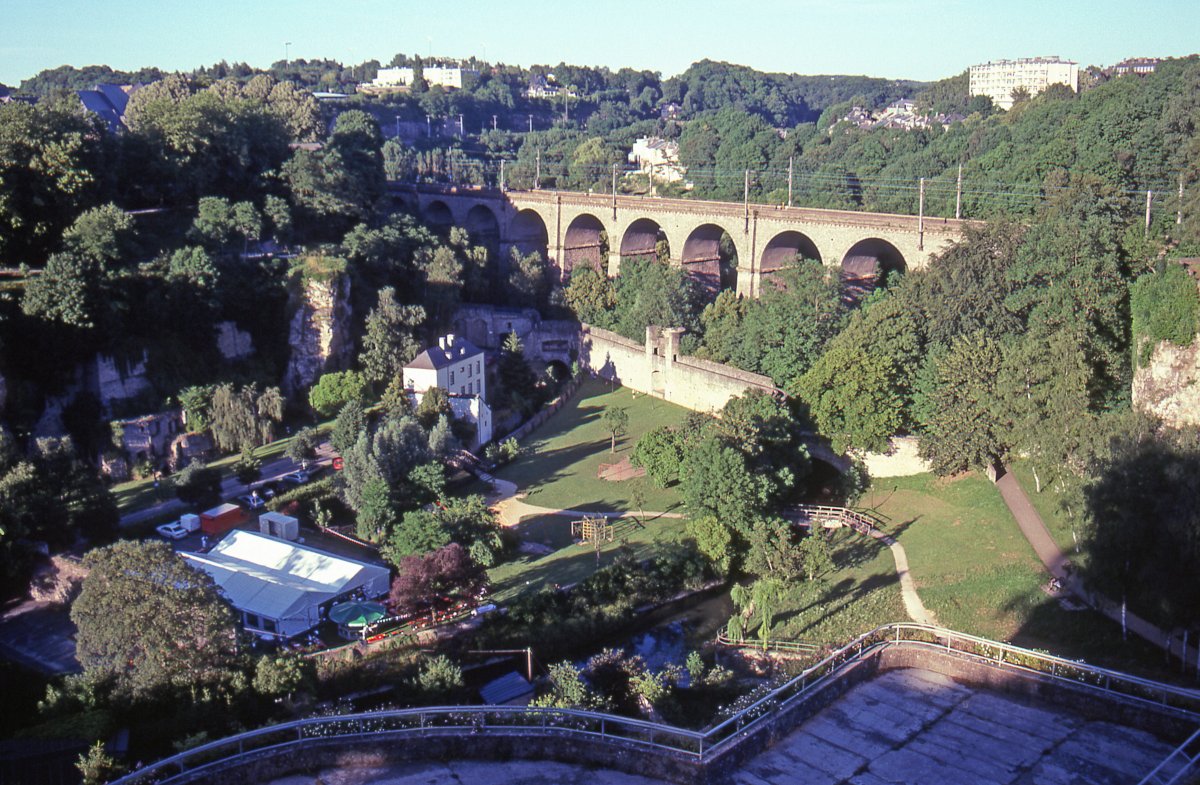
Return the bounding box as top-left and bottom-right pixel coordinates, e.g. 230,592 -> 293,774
1139,726 -> 1200,785
715,631 -> 821,654
110,622 -> 1200,784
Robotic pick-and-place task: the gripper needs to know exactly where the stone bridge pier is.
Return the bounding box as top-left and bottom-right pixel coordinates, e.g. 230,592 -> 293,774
391,185 -> 966,300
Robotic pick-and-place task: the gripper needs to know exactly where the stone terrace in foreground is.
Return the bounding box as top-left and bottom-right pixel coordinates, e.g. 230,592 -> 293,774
266,668 -> 1176,785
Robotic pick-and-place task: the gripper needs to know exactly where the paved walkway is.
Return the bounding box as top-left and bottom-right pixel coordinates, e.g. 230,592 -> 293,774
996,465 -> 1192,664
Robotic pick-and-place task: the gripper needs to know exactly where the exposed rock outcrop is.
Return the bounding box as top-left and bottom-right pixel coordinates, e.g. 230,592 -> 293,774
1133,338 -> 1200,428
283,273 -> 353,397
215,321 -> 255,360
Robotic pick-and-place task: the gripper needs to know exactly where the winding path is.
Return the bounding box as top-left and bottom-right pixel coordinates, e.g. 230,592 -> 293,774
478,472 -> 684,527
996,465 -> 1195,665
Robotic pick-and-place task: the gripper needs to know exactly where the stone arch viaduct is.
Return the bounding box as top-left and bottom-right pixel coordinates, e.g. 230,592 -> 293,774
390,184 -> 968,298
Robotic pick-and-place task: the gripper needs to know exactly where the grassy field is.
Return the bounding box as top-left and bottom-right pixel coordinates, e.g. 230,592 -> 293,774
488,514 -> 691,602
492,378 -> 691,513
769,527 -> 906,645
859,472 -> 1176,679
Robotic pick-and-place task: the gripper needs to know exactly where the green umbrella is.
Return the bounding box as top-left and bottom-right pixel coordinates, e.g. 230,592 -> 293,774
328,600 -> 386,628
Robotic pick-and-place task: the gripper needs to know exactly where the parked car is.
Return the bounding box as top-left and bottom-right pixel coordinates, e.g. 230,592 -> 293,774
281,470 -> 310,486
237,492 -> 266,511
156,513 -> 201,540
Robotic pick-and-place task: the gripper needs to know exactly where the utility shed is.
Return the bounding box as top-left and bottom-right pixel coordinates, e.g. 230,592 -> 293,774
182,530 -> 390,640
258,511 -> 299,541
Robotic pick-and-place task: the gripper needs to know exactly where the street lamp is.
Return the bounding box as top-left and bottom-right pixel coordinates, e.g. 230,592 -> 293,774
284,42 -> 292,65
395,115 -> 401,139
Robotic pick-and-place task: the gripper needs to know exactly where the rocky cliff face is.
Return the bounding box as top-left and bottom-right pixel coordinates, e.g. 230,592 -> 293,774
283,274 -> 353,397
1133,338 -> 1200,428
215,321 -> 255,360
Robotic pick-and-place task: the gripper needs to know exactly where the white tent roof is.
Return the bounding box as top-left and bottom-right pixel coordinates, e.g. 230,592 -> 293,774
183,530 -> 390,624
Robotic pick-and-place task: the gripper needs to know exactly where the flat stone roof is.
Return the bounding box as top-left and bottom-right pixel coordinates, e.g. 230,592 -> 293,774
264,668 -> 1177,785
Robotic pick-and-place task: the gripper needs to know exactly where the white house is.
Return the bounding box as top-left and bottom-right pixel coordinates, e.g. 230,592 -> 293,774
182,530 -> 390,640
403,334 -> 493,449
628,137 -> 685,183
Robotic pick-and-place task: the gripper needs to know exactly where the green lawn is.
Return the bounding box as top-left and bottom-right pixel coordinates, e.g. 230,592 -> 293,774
859,472 -> 1177,680
769,527 -> 906,645
488,514 -> 690,602
493,378 -> 690,513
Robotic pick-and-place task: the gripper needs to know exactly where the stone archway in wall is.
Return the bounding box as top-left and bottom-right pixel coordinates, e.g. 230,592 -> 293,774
841,238 -> 906,303
619,218 -> 669,265
424,200 -> 454,233
760,230 -> 823,289
562,213 -> 607,280
681,223 -> 739,299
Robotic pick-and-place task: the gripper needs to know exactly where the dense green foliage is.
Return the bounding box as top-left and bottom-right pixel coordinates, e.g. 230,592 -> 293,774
71,541 -> 239,699
1130,262 -> 1200,365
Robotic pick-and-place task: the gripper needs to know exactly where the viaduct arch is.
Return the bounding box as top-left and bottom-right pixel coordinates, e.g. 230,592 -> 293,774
392,186 -> 967,298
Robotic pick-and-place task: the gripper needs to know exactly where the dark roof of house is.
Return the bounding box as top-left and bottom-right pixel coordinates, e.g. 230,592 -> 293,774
407,337 -> 484,371
480,671 -> 534,704
78,84 -> 134,132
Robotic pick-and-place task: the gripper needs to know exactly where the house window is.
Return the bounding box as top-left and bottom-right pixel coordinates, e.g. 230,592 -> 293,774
245,613 -> 261,629
476,360 -> 481,374
468,364 -> 473,378
460,386 -> 465,395
450,371 -> 455,385
263,618 -> 277,633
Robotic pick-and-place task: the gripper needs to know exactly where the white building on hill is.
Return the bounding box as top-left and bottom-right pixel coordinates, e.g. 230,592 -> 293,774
969,56 -> 1078,110
368,66 -> 478,91
182,530 -> 390,640
403,334 -> 493,449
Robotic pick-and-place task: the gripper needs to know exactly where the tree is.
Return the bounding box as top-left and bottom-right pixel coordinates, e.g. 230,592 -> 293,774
358,287 -> 425,384
686,515 -> 735,576
680,435 -> 768,534
631,425 -> 684,487
384,508 -> 452,563
308,370 -> 367,418
416,386 -> 452,429
496,332 -> 538,415
798,533 -> 834,581
330,398 -> 366,455
506,248 -> 551,309
917,331 -> 1008,475
173,460 -> 222,506
71,540 -> 239,699
286,426 -> 320,467
414,654 -> 465,701
253,651 -> 312,701
209,383 -> 284,453
388,543 -> 487,615
602,406 -> 629,453
793,292 -> 923,453
745,518 -> 805,580
563,264 -> 615,326
530,661 -> 606,710
77,741 -> 124,785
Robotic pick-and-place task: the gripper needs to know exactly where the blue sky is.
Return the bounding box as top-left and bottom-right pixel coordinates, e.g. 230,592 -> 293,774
3,0 -> 1198,87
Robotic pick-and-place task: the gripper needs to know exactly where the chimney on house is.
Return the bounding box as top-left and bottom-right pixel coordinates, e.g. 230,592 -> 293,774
446,333 -> 455,347
438,336 -> 447,350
